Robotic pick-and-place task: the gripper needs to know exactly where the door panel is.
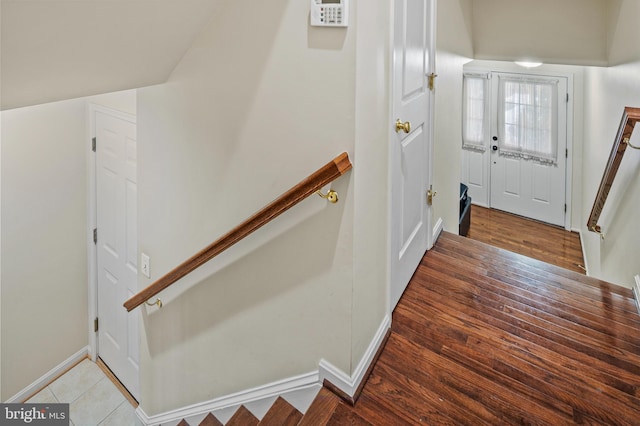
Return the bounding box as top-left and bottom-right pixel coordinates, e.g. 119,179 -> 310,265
490,73 -> 568,227
462,149 -> 490,207
96,110 -> 139,400
532,163 -> 551,203
400,125 -> 425,255
390,0 -> 433,311
468,151 -> 485,188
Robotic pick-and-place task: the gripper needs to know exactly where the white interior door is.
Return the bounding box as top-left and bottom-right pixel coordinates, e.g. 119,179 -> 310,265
95,110 -> 140,400
490,73 -> 568,227
390,0 -> 434,311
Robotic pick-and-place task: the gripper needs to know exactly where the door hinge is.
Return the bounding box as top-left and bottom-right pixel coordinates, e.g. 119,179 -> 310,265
427,185 -> 437,206
566,93 -> 569,103
565,204 -> 567,213
566,148 -> 568,158
428,73 -> 438,91
93,228 -> 97,244
94,317 -> 99,333
92,137 -> 96,152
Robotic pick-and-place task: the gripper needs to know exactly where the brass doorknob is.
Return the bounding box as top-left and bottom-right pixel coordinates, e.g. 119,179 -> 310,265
395,119 -> 411,134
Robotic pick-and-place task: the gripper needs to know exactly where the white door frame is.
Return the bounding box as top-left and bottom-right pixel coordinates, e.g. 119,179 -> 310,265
87,103 -> 138,361
387,0 -> 437,314
461,67 -> 574,231
426,0 -> 437,246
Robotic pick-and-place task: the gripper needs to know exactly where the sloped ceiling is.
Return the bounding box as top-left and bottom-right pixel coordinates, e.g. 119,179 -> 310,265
1,0 -> 225,110
2,0 -> 634,110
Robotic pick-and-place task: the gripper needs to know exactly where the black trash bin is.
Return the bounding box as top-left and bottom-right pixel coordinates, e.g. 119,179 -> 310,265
459,183 -> 471,237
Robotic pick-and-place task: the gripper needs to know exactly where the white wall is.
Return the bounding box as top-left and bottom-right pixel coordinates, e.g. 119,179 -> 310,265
433,0 -> 474,234
0,90 -> 135,401
582,61 -> 640,287
136,0 -> 361,415
1,99 -> 89,400
351,1 -> 391,371
87,90 -> 137,117
580,0 -> 640,287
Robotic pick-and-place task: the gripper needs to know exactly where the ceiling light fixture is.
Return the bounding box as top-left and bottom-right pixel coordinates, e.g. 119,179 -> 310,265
515,61 -> 543,68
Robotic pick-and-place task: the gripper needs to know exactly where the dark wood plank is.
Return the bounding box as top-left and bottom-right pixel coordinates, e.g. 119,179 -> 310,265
124,152 -> 352,311
298,388 -> 340,426
352,370 -> 457,425
226,406 -> 258,426
399,275 -> 640,398
326,403 -> 372,426
437,231 -> 637,306
307,231 -> 640,426
198,413 -> 222,426
375,353 -> 506,425
382,333 -> 574,425
258,397 -> 301,426
468,204 -> 586,273
420,249 -> 640,342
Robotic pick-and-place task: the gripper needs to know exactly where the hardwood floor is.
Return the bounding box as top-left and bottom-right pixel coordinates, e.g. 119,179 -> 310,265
467,205 -> 585,274
342,232 -> 640,425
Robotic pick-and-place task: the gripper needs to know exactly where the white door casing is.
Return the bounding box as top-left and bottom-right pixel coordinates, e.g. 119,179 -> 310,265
95,109 -> 140,399
389,0 -> 434,311
490,73 -> 568,227
461,70 -> 571,228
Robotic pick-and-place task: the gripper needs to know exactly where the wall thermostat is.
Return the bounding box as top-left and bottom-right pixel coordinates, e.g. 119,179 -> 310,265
310,0 -> 349,27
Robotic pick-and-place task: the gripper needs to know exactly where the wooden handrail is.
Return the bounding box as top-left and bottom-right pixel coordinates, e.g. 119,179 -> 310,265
587,107 -> 640,234
124,152 -> 352,311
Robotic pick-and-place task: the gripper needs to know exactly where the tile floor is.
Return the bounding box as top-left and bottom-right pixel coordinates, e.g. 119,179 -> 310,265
26,359 -> 137,426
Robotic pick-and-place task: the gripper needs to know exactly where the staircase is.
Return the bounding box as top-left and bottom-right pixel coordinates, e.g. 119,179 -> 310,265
178,231 -> 640,425
177,387 -> 357,426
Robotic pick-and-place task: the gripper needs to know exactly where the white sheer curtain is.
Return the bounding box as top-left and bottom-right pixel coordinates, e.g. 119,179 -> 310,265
462,73 -> 489,152
497,75 -> 559,165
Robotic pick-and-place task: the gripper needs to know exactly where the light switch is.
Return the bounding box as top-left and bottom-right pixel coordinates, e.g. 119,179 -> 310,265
141,253 -> 150,278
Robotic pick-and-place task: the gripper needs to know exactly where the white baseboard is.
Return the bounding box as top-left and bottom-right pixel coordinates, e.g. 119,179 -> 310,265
137,315 -> 392,425
432,217 -> 444,245
137,371 -> 321,426
5,346 -> 88,403
318,314 -> 391,398
633,275 -> 640,315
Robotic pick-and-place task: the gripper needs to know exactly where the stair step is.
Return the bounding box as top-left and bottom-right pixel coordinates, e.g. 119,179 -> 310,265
258,397 -> 302,425
298,388 -> 341,426
177,420 -> 190,426
226,406 -> 259,426
199,413 -> 223,426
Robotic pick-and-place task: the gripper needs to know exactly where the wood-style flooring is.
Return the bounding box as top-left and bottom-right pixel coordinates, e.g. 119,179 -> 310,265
336,232 -> 640,425
467,205 -> 585,274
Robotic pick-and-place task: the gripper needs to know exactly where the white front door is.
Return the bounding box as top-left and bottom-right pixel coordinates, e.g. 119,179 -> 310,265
95,109 -> 140,400
389,0 -> 434,311
489,73 -> 568,227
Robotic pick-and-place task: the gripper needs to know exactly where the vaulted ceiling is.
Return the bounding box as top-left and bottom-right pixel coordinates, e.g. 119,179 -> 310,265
1,0 -> 227,110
